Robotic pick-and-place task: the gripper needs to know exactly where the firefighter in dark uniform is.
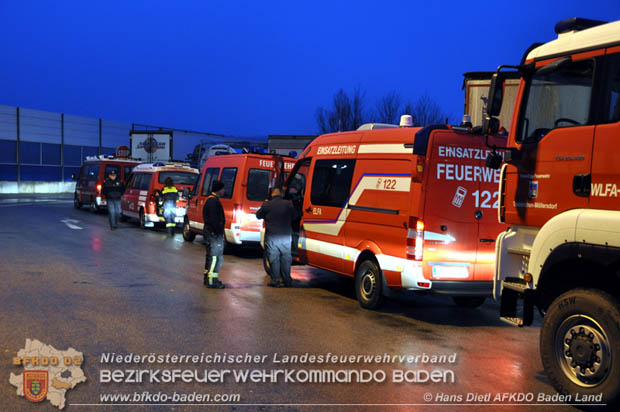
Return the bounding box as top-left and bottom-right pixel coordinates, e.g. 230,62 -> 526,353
203,180 -> 226,289
256,188 -> 298,287
161,177 -> 179,237
101,169 -> 125,230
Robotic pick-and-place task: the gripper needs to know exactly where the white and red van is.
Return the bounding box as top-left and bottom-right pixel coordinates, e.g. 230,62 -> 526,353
120,162 -> 199,229
73,155 -> 141,212
183,153 -> 295,245
283,120 -> 507,308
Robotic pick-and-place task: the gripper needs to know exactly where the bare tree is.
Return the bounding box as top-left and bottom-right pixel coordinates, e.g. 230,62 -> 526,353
375,90 -> 402,124
316,86 -> 367,133
409,92 -> 446,126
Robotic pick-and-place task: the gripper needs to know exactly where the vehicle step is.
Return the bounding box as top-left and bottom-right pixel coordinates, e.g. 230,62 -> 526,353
507,247 -> 531,256
500,316 -> 524,327
503,280 -> 529,293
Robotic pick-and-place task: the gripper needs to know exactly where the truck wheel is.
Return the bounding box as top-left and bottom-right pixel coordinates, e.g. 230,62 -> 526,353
540,288 -> 620,406
139,209 -> 147,230
452,296 -> 486,308
74,194 -> 82,209
355,260 -> 384,309
182,218 -> 195,242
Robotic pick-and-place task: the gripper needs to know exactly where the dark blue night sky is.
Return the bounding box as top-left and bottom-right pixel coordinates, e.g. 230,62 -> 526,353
1,1 -> 619,137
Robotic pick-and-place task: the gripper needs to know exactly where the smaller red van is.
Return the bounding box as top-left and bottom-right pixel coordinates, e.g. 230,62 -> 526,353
183,153 -> 295,245
120,162 -> 199,229
73,155 -> 141,212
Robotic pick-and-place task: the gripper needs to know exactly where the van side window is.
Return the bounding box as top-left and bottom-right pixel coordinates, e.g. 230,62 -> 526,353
127,173 -> 137,189
603,53 -> 620,123
201,167 -> 221,196
310,159 -> 356,207
140,173 -> 152,190
124,166 -> 135,179
246,169 -> 271,201
131,173 -> 142,190
517,58 -> 594,142
220,168 -> 237,199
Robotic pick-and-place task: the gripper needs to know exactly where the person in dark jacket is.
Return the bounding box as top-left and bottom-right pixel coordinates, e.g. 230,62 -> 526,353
202,180 -> 226,289
256,188 -> 298,287
161,177 -> 179,237
101,169 -> 125,230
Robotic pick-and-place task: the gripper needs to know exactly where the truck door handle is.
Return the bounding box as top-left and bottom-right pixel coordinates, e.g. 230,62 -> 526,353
573,173 -> 591,197
305,207 -> 312,213
480,238 -> 495,243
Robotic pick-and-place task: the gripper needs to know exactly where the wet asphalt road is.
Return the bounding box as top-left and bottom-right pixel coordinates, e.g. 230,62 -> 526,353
0,196 -> 588,412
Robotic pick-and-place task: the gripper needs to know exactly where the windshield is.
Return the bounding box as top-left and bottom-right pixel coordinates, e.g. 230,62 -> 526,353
157,171 -> 198,186
517,59 -> 594,143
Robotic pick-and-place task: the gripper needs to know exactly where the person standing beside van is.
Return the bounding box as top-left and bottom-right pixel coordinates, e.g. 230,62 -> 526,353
202,180 -> 226,289
256,188 -> 297,287
101,169 -> 124,230
162,177 -> 179,237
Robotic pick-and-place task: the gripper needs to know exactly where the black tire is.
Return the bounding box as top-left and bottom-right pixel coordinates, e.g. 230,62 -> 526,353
139,209 -> 147,230
355,259 -> 384,309
540,288 -> 620,406
452,296 -> 486,308
73,194 -> 82,209
182,218 -> 196,242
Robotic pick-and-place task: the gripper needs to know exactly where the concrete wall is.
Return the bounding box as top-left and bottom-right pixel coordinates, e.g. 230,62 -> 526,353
0,181 -> 76,194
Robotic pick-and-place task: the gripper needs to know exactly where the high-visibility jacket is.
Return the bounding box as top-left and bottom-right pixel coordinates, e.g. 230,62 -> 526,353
162,186 -> 179,203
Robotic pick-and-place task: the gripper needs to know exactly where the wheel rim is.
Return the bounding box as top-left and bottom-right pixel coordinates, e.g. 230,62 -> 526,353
555,314 -> 612,387
183,221 -> 190,236
360,269 -> 377,301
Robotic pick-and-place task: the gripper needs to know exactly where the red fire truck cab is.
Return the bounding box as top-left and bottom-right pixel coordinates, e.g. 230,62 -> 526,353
485,17 -> 620,405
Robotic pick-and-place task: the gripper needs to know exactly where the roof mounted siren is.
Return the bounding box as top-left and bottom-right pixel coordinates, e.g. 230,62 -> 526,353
400,115 -> 413,127
554,17 -> 606,38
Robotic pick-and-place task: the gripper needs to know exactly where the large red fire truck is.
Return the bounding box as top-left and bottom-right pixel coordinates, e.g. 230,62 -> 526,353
484,17 -> 620,405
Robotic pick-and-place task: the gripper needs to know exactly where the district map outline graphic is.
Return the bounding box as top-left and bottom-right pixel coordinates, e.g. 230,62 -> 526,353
9,339 -> 87,409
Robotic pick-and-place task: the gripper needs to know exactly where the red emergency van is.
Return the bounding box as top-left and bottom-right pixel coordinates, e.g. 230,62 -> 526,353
72,155 -> 141,212
120,162 -> 199,229
183,153 -> 295,245
283,121 -> 507,308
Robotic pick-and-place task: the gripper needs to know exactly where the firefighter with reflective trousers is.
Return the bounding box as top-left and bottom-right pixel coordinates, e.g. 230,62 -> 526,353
161,177 -> 179,237
202,180 -> 226,289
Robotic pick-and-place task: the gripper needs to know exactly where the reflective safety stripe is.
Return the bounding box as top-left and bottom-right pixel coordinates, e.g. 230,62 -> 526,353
208,256 -> 217,275
208,273 -> 218,278
166,223 -> 176,227
162,187 -> 178,194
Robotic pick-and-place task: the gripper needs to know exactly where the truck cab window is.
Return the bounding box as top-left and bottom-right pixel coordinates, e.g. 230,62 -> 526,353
518,59 -> 594,143
603,53 -> 620,123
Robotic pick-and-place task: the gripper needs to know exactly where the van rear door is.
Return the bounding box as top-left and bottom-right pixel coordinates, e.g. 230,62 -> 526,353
422,130 -> 482,282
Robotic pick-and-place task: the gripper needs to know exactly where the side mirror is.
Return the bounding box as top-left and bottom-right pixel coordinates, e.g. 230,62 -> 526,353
71,173 -> 76,181
482,116 -> 500,136
486,151 -> 503,170
486,72 -> 505,117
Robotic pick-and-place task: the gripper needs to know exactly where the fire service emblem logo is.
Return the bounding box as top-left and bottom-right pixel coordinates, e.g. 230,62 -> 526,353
23,370 -> 48,402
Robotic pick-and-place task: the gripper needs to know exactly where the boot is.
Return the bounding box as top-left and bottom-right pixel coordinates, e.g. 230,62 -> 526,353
203,273 -> 209,286
207,277 -> 225,289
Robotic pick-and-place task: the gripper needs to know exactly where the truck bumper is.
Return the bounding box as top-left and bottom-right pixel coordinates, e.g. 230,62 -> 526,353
430,281 -> 493,296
